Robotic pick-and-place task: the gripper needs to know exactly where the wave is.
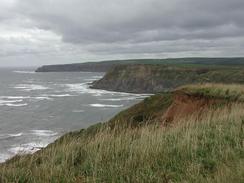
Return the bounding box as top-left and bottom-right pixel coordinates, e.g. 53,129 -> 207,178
33,96 -> 53,101
91,76 -> 103,79
83,78 -> 99,82
99,96 -> 145,101
63,83 -> 127,96
0,99 -> 27,107
31,130 -> 58,137
8,133 -> 23,137
13,71 -> 35,74
0,153 -> 10,163
72,110 -> 85,113
0,99 -> 23,104
8,142 -> 49,155
63,83 -> 153,98
88,103 -> 124,108
0,132 -> 23,141
42,94 -> 74,98
0,96 -> 30,99
14,84 -> 49,91
4,103 -> 28,107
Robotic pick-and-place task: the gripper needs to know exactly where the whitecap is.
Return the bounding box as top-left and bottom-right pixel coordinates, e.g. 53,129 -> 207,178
42,94 -> 74,98
64,83 -> 126,96
0,99 -> 27,107
64,82 -> 153,98
99,97 -> 142,101
0,99 -> 23,104
0,133 -> 23,140
72,110 -> 85,113
13,71 -> 35,74
91,75 -> 103,79
0,154 -> 10,163
88,104 -> 124,108
83,78 -> 99,82
8,142 -> 49,155
33,96 -> 53,101
0,96 -> 30,99
8,133 -> 23,137
4,103 -> 28,107
31,130 -> 58,137
14,84 -> 49,91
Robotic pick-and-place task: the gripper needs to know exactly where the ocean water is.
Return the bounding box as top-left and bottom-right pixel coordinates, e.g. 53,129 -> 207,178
0,68 -> 149,163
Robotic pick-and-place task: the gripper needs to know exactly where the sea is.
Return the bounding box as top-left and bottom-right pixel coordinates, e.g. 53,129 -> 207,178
0,68 -> 149,163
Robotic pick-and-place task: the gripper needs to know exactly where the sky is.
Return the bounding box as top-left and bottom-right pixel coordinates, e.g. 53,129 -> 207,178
0,0 -> 244,67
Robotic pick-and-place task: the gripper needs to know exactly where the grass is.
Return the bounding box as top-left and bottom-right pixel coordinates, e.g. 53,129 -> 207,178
108,93 -> 173,128
179,83 -> 244,101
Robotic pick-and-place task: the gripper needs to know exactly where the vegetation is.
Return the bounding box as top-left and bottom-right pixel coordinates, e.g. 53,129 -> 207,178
36,57 -> 244,73
0,84 -> 244,182
108,93 -> 173,128
180,83 -> 244,101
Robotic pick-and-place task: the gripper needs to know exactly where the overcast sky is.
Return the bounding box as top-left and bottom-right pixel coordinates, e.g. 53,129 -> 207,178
0,0 -> 244,67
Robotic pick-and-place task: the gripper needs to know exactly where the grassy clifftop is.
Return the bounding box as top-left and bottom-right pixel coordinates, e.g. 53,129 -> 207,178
35,57 -> 244,72
1,84 -> 244,182
91,64 -> 244,93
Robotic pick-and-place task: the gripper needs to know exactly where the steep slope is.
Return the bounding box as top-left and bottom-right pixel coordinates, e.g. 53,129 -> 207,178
91,64 -> 244,93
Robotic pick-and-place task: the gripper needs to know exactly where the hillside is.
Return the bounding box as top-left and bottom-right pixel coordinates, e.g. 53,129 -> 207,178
0,84 -> 243,182
91,64 -> 244,93
35,57 -> 244,72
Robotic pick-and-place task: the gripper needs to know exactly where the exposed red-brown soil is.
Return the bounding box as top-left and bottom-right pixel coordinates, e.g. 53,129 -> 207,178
162,91 -> 224,124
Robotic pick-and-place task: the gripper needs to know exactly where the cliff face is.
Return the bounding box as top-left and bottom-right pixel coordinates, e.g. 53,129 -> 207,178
91,64 -> 244,93
161,91 -> 223,123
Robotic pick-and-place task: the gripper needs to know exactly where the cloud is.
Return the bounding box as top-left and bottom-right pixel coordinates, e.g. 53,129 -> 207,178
15,0 -> 244,43
0,0 -> 244,66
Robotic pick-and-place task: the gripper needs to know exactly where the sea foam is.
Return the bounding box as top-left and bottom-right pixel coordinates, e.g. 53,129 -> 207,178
31,130 -> 58,137
8,142 -> 49,155
89,104 -> 124,108
13,71 -> 35,74
14,84 -> 49,91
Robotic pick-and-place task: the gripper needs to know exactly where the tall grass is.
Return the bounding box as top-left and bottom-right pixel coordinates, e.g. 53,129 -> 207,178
179,83 -> 244,101
0,103 -> 243,182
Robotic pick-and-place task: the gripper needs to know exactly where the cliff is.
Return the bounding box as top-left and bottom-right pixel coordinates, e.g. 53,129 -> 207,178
91,64 -> 244,93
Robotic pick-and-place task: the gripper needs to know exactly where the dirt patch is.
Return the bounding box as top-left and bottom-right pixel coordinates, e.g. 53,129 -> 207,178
161,91 -> 224,124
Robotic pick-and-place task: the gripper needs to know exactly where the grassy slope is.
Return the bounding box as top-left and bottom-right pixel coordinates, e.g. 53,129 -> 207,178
179,83 -> 244,101
108,93 -> 173,128
0,84 -> 244,183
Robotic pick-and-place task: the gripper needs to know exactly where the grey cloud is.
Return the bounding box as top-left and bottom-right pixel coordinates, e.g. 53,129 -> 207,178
14,0 -> 244,44
0,0 -> 244,66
